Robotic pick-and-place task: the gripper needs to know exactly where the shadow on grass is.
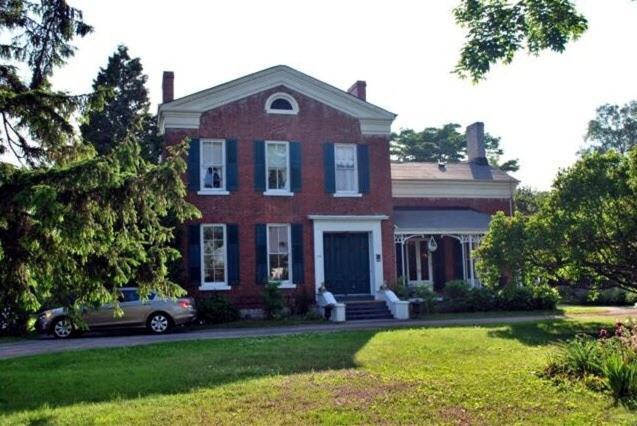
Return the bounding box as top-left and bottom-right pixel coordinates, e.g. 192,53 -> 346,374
0,330 -> 374,414
0,318 -> 611,415
487,319 -> 609,346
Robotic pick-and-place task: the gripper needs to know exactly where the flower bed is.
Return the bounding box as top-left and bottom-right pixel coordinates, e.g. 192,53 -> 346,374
544,319 -> 637,402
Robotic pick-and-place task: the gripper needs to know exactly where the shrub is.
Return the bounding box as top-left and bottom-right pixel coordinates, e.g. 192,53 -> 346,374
262,281 -> 284,319
557,336 -> 603,377
410,286 -> 437,315
468,287 -> 498,312
603,353 -> 637,400
0,304 -> 30,337
560,286 -> 637,306
445,280 -> 471,300
196,295 -> 240,324
498,286 -> 534,310
290,286 -> 314,316
530,285 -> 561,310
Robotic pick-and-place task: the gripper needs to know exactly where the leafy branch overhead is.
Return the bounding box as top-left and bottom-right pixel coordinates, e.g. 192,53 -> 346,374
454,0 -> 588,82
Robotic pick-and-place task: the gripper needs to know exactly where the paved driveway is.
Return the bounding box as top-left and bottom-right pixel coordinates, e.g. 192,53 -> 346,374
0,314 -> 566,360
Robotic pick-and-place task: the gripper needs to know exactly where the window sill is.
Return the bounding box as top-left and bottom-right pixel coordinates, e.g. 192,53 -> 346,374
278,283 -> 297,289
265,109 -> 298,115
333,192 -> 362,198
199,284 -> 232,291
197,190 -> 230,196
263,191 -> 294,197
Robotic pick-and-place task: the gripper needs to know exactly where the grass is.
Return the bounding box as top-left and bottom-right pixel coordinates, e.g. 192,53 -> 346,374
1,318 -> 636,425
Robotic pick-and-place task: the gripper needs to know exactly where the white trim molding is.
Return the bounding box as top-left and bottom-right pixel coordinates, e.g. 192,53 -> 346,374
308,214 -> 389,221
265,92 -> 299,115
310,215 -> 387,298
392,180 -> 517,199
266,223 -> 295,288
200,138 -> 226,192
158,65 -> 396,135
199,224 -> 229,291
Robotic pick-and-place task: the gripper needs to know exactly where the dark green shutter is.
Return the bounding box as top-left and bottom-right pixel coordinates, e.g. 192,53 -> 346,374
291,224 -> 304,284
188,224 -> 201,285
290,141 -> 301,193
226,139 -> 238,191
254,140 -> 265,192
187,138 -> 200,191
227,224 -> 240,285
323,143 -> 335,193
255,224 -> 268,284
357,144 -> 370,194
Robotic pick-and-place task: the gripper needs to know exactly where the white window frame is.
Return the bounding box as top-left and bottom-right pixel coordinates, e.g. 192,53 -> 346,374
333,143 -> 361,197
266,223 -> 295,288
200,224 -> 231,290
264,140 -> 293,196
199,139 -> 229,195
265,92 -> 299,115
406,237 -> 433,286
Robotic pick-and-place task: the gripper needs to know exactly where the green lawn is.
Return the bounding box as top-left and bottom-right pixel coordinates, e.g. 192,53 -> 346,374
1,319 -> 636,425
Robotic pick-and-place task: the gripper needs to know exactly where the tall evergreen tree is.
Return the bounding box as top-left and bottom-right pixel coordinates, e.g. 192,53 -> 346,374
81,45 -> 162,162
391,123 -> 519,172
0,1 -> 198,335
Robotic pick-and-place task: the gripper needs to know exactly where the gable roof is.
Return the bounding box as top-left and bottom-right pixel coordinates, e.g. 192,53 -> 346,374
158,65 -> 396,135
391,162 -> 518,183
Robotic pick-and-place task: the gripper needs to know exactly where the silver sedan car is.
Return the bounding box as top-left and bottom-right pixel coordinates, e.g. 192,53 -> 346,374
37,288 -> 197,338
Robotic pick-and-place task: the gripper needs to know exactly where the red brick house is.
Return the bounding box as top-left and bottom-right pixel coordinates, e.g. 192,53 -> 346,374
158,66 -> 517,320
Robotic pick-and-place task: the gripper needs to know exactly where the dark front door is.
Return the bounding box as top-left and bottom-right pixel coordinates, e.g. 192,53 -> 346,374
323,232 -> 371,295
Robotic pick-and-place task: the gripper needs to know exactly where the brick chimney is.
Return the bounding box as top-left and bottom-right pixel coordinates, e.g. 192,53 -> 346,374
466,122 -> 488,165
347,80 -> 366,101
162,71 -> 174,103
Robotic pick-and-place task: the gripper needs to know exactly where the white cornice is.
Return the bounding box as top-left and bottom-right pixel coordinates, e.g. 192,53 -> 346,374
392,180 -> 517,199
158,65 -> 396,135
308,215 -> 389,221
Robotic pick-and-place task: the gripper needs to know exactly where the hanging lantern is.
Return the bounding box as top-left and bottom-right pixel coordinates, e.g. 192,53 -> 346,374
427,236 -> 438,252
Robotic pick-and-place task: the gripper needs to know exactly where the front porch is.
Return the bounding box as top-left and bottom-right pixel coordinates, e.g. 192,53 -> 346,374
393,209 -> 491,291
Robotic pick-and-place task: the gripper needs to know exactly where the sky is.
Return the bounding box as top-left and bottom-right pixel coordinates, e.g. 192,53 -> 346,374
46,0 -> 637,189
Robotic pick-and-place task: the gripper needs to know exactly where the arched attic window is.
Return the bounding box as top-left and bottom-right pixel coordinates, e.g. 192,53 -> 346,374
265,92 -> 299,115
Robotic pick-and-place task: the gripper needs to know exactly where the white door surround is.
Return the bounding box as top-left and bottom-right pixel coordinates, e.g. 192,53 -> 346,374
309,215 -> 388,297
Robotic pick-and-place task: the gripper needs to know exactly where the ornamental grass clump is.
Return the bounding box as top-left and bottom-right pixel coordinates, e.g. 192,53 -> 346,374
545,319 -> 637,403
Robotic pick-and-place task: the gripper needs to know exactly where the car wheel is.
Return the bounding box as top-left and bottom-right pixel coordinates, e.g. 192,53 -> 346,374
51,317 -> 74,339
147,312 -> 172,334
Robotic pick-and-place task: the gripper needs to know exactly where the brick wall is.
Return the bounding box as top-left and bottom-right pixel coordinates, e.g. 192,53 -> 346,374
165,86 -> 395,308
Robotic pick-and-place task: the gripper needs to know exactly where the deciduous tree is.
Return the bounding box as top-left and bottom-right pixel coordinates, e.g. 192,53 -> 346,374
583,101 -> 637,155
477,149 -> 637,292
391,123 -> 519,171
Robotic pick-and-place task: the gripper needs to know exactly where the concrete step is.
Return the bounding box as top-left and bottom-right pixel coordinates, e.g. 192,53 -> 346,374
345,301 -> 393,320
346,312 -> 394,320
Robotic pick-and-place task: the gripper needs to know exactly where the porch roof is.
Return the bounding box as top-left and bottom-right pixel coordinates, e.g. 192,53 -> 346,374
393,209 -> 491,234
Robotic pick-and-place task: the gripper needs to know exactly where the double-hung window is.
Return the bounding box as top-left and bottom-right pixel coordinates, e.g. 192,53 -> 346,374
265,141 -> 290,193
267,224 -> 291,285
334,144 -> 358,194
201,224 -> 227,287
201,139 -> 225,192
